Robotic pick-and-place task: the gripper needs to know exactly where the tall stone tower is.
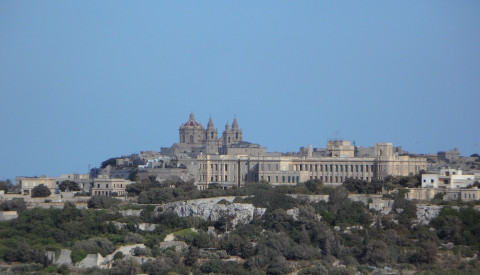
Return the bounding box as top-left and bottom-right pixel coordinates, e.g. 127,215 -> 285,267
179,113 -> 205,145
205,117 -> 219,154
222,117 -> 243,147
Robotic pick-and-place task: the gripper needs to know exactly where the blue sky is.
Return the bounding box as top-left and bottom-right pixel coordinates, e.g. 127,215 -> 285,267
1,1 -> 479,180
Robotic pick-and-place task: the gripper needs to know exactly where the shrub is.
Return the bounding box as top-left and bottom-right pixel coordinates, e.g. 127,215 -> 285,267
31,184 -> 51,197
87,195 -> 120,209
133,247 -> 152,257
11,263 -> 43,273
72,237 -> 114,256
0,198 -> 27,212
200,259 -> 224,273
70,249 -> 87,263
4,241 -> 46,264
124,232 -> 143,244
113,251 -> 124,260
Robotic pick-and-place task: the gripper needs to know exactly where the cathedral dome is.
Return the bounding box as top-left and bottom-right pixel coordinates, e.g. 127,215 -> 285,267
180,113 -> 204,130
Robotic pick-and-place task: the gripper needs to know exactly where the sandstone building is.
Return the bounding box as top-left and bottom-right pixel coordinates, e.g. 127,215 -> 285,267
157,114 -> 427,189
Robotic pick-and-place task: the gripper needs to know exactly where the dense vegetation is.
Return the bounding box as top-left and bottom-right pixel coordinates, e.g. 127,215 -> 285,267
1,177 -> 480,274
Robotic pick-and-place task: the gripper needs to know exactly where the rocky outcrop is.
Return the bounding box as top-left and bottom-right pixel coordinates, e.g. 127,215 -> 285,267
77,244 -> 147,269
118,210 -> 142,217
46,249 -> 72,266
159,241 -> 188,252
103,244 -> 146,263
77,253 -> 105,269
136,223 -> 157,231
0,211 -> 18,221
111,222 -> 157,232
161,197 -> 266,225
416,205 -> 443,225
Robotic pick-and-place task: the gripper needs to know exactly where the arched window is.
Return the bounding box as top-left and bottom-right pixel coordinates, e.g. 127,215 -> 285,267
190,135 -> 193,143
236,132 -> 238,139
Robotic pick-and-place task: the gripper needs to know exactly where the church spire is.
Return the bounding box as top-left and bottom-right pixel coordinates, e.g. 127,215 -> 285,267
232,117 -> 239,129
207,117 -> 214,129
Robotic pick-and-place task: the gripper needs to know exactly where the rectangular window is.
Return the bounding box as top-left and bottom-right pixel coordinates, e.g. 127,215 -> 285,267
225,164 -> 228,171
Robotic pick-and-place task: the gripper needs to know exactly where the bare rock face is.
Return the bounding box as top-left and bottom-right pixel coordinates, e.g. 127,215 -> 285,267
77,253 -> 105,269
161,197 -> 266,225
46,249 -> 73,266
415,205 -> 443,225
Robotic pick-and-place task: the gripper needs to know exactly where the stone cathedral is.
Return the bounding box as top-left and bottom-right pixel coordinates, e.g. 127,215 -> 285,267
160,114 -> 427,190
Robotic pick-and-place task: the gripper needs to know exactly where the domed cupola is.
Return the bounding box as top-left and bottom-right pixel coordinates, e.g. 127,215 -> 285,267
181,113 -> 203,129
179,113 -> 205,144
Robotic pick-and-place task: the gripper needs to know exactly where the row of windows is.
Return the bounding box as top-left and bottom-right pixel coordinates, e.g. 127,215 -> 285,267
199,175 -> 237,182
203,164 -> 235,171
204,162 -> 375,174
293,164 -> 373,173
453,193 -> 476,199
95,183 -> 123,188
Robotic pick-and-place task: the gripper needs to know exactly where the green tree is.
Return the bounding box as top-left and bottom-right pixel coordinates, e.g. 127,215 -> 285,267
184,246 -> 199,266
58,180 -> 80,192
31,184 -> 51,197
0,198 -> 27,212
101,157 -> 117,168
0,179 -> 13,192
111,258 -> 140,275
304,179 -> 323,194
88,195 -> 120,209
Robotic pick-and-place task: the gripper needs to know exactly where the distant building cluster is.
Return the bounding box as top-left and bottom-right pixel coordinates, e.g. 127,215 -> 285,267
155,114 -> 426,189
11,113 -> 480,198
405,168 -> 480,202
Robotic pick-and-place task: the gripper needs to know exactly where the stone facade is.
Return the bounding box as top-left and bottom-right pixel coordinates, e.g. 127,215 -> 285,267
195,144 -> 426,189
17,176 -> 56,196
91,178 -> 132,196
405,187 -> 480,201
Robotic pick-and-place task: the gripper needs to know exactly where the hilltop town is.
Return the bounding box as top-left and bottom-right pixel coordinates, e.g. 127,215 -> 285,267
12,114 -> 480,197
1,114 -> 479,274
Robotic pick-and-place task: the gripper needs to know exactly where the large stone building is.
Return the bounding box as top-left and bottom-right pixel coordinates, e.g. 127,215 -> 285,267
161,114 -> 265,157
115,114 -> 428,190
17,176 -> 56,196
195,142 -> 426,189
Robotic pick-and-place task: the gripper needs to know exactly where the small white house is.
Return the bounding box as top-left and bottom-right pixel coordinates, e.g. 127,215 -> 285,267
421,168 -> 475,189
